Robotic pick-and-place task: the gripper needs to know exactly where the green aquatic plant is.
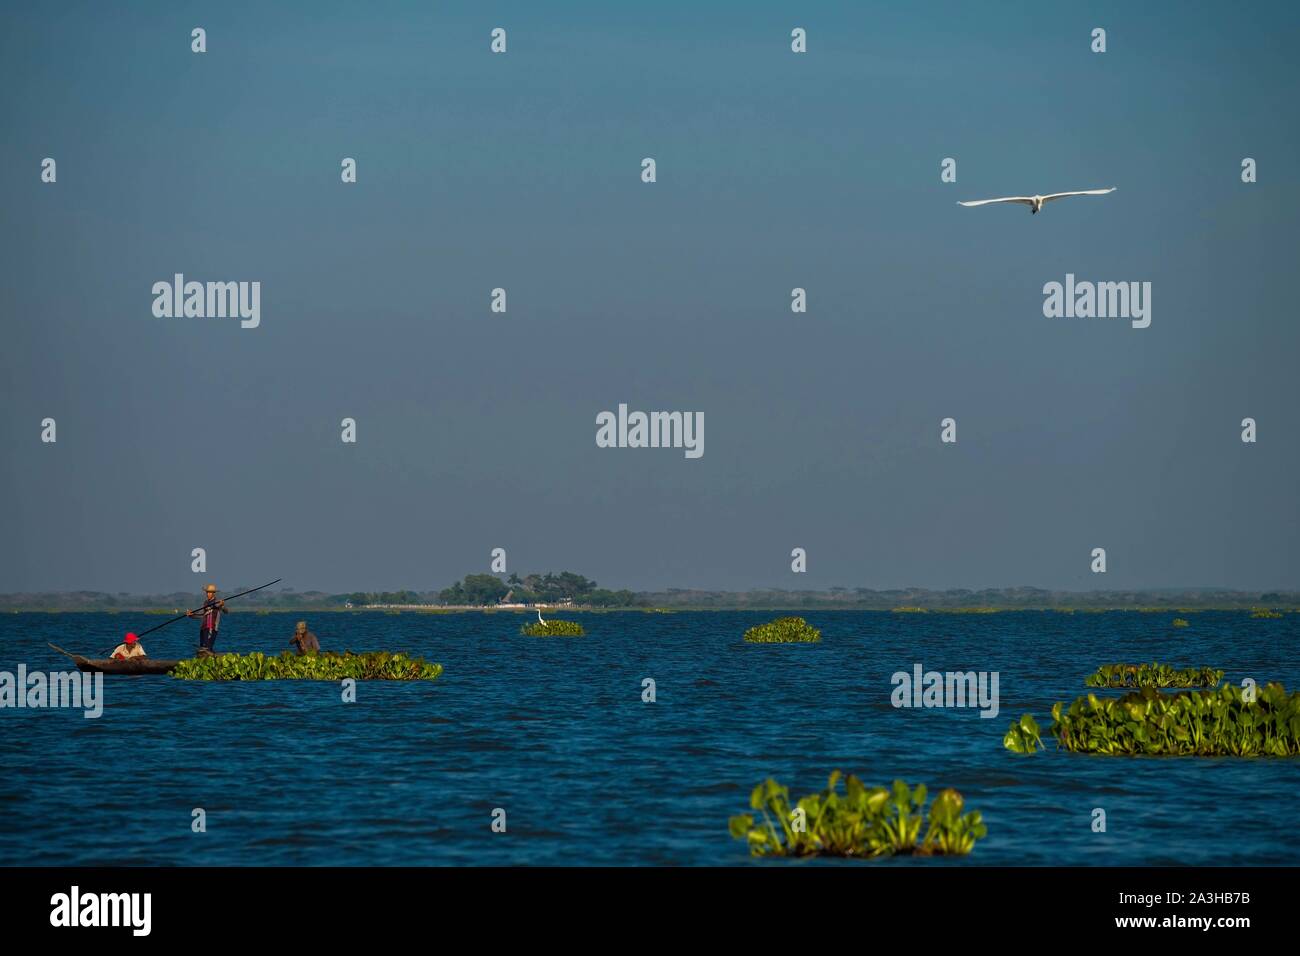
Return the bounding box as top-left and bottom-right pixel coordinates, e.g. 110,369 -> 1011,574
729,772 -> 986,858
1083,662 -> 1223,689
171,651 -> 443,681
520,619 -> 585,636
1172,618 -> 1189,628
1005,683 -> 1300,757
1002,713 -> 1043,753
1251,608 -> 1283,619
742,616 -> 821,643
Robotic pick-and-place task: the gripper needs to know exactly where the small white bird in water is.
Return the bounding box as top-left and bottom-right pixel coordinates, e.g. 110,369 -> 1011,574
958,187 -> 1116,215
536,607 -> 546,625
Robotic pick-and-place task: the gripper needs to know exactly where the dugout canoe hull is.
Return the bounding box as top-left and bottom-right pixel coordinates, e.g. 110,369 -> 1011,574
73,656 -> 181,675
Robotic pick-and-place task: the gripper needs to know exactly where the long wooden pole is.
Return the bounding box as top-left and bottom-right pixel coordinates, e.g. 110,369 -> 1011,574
96,578 -> 283,654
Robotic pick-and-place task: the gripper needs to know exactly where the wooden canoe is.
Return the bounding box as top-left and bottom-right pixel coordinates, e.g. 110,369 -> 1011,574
48,643 -> 180,675
73,657 -> 181,675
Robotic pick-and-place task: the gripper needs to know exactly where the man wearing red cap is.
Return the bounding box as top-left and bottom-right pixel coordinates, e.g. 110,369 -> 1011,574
110,633 -> 147,660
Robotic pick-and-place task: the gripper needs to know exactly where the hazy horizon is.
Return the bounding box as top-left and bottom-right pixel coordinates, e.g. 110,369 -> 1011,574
2,581 -> 1294,599
3,1 -> 1297,594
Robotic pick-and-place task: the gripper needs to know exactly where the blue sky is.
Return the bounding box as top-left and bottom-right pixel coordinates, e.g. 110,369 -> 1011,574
1,1 -> 1297,593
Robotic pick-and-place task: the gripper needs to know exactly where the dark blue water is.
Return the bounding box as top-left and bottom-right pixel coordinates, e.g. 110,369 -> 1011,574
1,610 -> 1297,865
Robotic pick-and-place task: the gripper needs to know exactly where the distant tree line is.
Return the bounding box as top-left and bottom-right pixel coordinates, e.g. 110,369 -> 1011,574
2,585 -> 1296,612
335,590 -> 427,606
437,572 -> 643,607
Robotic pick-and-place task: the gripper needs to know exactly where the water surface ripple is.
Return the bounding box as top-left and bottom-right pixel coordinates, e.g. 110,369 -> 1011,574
2,610 -> 1296,865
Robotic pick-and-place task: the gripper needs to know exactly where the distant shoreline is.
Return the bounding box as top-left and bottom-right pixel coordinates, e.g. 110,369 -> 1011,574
4,604 -> 1295,615
4,585 -> 1296,615
7,579 -> 1299,616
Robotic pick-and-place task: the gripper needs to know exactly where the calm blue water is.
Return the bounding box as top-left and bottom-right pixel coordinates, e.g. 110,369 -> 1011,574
1,610 -> 1297,866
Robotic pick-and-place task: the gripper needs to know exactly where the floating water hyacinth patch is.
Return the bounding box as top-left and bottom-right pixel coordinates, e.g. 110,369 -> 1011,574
729,772 -> 987,858
1172,618 -> 1190,628
1005,683 -> 1300,757
520,619 -> 585,636
1002,713 -> 1043,753
742,616 -> 821,643
1084,662 -> 1223,689
170,651 -> 443,681
1251,608 -> 1283,619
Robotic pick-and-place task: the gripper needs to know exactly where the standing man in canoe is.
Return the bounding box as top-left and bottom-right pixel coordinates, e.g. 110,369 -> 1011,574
187,584 -> 227,654
110,632 -> 146,660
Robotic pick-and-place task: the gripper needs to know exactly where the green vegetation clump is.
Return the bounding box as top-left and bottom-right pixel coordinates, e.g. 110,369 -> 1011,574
1005,683 -> 1300,757
1002,713 -> 1043,753
520,619 -> 585,636
171,651 -> 443,681
1084,662 -> 1223,689
1251,608 -> 1284,619
729,773 -> 987,858
891,606 -> 927,613
1172,618 -> 1190,628
743,616 -> 821,643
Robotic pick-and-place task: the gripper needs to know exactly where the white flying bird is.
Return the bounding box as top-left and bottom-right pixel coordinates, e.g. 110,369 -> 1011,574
958,187 -> 1116,215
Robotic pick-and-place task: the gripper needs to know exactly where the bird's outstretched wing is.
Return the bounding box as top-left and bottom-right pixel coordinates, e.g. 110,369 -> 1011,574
956,196 -> 1035,207
1040,187 -> 1116,204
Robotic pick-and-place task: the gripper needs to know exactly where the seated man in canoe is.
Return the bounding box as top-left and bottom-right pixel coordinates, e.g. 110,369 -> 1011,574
289,620 -> 320,655
110,632 -> 146,660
